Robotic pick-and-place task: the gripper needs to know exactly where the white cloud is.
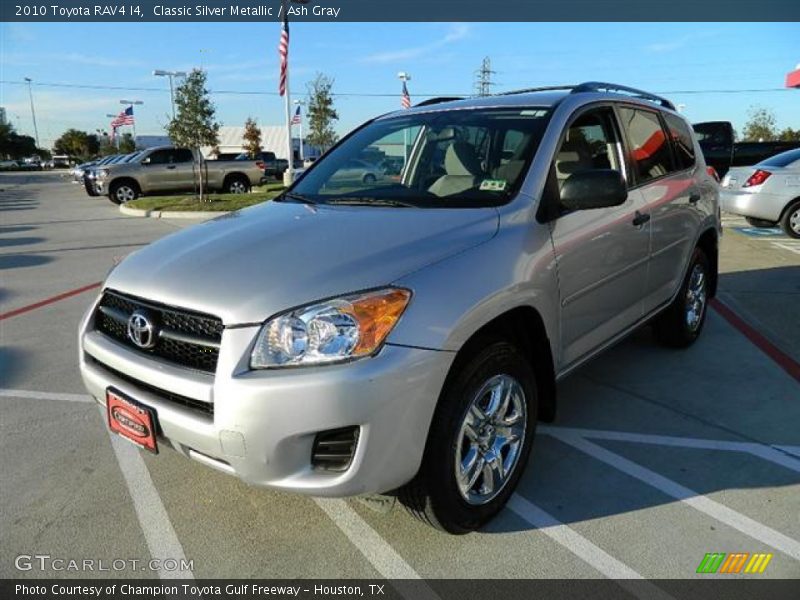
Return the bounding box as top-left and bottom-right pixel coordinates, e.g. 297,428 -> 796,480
361,23 -> 471,64
645,31 -> 721,53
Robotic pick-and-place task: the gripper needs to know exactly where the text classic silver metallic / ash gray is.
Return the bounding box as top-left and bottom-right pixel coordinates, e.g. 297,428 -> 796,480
79,82 -> 721,533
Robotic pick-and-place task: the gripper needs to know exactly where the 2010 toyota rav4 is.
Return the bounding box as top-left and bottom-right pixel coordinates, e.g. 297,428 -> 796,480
79,82 -> 721,533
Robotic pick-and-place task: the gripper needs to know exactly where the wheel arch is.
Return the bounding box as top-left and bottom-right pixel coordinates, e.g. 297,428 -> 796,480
223,171 -> 250,189
695,227 -> 719,298
442,305 -> 557,423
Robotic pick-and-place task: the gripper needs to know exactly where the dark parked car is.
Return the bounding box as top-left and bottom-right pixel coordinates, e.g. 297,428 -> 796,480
693,121 -> 800,177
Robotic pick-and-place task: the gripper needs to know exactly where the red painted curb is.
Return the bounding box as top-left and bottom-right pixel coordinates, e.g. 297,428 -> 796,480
0,282 -> 102,321
711,298 -> 800,384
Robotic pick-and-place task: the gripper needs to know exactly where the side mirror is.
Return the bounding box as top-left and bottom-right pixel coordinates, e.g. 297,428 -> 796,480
560,169 -> 627,211
141,157 -> 151,165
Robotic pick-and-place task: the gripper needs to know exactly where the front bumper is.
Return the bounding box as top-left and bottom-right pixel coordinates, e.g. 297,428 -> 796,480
720,189 -> 785,222
78,301 -> 453,496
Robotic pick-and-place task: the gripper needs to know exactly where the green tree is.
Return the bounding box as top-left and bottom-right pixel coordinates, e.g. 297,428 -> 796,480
243,117 -> 262,158
0,121 -> 38,159
778,127 -> 800,142
53,129 -> 100,160
742,106 -> 777,142
306,73 -> 339,151
119,133 -> 136,153
166,69 -> 220,200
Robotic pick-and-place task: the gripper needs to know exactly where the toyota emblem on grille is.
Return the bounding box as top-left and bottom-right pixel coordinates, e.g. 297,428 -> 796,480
127,310 -> 157,349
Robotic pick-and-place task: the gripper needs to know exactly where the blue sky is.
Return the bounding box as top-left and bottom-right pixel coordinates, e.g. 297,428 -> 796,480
1,21 -> 798,147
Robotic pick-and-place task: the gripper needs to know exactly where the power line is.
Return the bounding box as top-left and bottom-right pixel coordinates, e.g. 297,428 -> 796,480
0,79 -> 795,98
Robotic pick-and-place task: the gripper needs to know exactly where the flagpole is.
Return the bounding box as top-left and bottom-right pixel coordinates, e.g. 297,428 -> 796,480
281,0 -> 294,185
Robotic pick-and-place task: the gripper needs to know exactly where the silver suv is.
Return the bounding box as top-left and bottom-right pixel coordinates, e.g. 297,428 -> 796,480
79,82 -> 720,533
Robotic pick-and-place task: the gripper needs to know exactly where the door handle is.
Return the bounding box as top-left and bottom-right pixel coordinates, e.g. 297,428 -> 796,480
689,193 -> 701,204
166,165 -> 176,170
632,211 -> 651,227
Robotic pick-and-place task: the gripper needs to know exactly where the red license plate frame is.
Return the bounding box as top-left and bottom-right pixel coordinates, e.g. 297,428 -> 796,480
106,388 -> 158,454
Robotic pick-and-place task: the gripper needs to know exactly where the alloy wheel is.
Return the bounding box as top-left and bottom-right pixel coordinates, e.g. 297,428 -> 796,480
455,374 -> 527,505
685,263 -> 707,332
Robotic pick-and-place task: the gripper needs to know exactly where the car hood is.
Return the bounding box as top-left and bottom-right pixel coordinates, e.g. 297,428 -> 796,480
106,200 -> 499,324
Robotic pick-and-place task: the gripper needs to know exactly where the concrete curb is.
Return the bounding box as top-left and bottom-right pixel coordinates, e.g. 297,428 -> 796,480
119,204 -> 227,220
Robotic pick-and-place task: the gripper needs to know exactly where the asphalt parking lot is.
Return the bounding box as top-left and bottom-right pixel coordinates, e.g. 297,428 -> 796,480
1,171 -> 799,588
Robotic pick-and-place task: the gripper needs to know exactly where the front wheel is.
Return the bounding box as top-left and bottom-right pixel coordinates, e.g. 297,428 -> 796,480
653,248 -> 710,348
108,181 -> 139,205
400,342 -> 537,533
780,200 -> 800,239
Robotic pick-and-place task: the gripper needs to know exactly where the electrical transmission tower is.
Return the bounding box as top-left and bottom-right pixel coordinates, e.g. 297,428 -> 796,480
474,57 -> 496,97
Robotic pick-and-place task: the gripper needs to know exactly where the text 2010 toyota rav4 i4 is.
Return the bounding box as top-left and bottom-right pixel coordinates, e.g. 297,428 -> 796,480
79,83 -> 720,533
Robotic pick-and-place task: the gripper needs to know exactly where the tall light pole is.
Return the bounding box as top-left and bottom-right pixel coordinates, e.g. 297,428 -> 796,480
24,77 -> 40,149
397,72 -> 411,165
153,70 -> 187,120
119,99 -> 143,143
293,99 -> 305,162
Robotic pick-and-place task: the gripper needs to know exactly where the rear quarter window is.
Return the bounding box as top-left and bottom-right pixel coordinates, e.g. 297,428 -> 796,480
663,112 -> 696,171
759,148 -> 800,168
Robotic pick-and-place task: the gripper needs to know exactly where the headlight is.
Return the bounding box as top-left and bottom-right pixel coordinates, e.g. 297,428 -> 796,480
97,169 -> 109,179
250,288 -> 411,368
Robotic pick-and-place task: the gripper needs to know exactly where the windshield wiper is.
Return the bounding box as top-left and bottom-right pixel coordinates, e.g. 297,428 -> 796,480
323,197 -> 417,208
277,192 -> 319,205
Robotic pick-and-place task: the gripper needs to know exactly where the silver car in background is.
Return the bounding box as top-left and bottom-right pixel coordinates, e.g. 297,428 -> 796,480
721,148 -> 800,238
79,82 -> 720,533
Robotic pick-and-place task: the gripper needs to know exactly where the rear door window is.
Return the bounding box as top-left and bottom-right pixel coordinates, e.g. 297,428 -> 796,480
663,113 -> 696,171
173,149 -> 194,163
618,107 -> 673,184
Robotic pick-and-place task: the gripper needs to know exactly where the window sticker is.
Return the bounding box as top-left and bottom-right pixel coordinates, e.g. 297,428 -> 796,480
480,179 -> 508,192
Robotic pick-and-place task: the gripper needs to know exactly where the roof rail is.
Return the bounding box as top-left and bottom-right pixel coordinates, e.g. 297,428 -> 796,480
571,82 -> 676,110
414,96 -> 464,107
498,85 -> 577,96
496,82 -> 675,110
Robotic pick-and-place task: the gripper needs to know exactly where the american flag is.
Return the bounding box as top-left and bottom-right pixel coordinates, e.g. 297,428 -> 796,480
291,105 -> 301,125
111,106 -> 134,128
401,81 -> 411,109
278,9 -> 289,97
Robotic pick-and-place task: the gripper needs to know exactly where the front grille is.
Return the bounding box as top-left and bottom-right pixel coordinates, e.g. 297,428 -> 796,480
88,356 -> 214,416
311,427 -> 360,472
94,290 -> 223,373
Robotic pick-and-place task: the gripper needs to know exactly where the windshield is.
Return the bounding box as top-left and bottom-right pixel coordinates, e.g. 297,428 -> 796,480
289,107 -> 551,208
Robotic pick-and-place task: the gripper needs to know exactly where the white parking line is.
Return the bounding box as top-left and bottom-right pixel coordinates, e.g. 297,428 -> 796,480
540,426 -> 800,473
314,499 -> 440,600
507,495 -> 675,599
0,388 -> 93,402
98,406 -> 194,580
548,430 -> 800,561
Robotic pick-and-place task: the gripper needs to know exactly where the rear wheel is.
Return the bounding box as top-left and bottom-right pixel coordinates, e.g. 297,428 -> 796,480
363,173 -> 377,185
225,175 -> 250,195
108,181 -> 139,205
653,247 -> 710,348
780,199 -> 800,239
400,342 -> 537,533
745,216 -> 777,228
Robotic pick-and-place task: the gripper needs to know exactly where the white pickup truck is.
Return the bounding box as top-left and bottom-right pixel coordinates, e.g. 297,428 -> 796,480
93,146 -> 265,204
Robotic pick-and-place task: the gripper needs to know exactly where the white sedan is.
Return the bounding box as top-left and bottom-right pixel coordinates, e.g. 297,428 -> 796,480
721,148 -> 800,238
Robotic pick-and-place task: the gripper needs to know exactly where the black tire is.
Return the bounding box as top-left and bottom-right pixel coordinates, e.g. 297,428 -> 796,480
363,173 -> 377,185
400,341 -> 537,533
108,180 -> 139,205
225,175 -> 251,195
83,180 -> 99,197
653,247 -> 710,348
745,216 -> 777,228
779,199 -> 800,239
